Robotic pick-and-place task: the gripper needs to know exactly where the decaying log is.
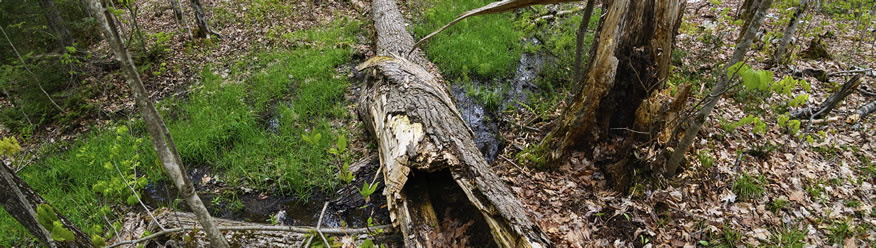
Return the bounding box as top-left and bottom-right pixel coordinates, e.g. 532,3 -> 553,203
109,209 -> 395,247
358,0 -> 551,247
791,74 -> 863,119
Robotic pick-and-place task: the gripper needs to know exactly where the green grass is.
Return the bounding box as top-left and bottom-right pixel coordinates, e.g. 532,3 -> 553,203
410,0 -> 522,78
523,5 -> 601,87
732,172 -> 766,201
769,223 -> 807,248
0,19 -> 361,246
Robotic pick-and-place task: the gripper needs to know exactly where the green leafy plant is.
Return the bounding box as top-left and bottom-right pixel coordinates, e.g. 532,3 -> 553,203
697,149 -> 715,170
36,204 -> 76,242
88,126 -> 149,206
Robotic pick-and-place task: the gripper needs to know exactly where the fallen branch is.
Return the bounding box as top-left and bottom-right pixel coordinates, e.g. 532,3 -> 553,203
847,101 -> 876,124
106,223 -> 394,248
533,6 -> 584,23
828,68 -> 875,77
316,202 -> 331,248
791,74 -> 863,119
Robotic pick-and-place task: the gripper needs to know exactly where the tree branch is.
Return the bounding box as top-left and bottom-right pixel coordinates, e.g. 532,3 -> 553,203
105,224 -> 394,248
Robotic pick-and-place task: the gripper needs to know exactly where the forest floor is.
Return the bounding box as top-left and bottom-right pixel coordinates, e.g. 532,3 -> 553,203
1,0 -> 875,247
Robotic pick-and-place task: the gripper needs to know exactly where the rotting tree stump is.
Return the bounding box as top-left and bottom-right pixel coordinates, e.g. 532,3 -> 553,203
356,0 -> 551,247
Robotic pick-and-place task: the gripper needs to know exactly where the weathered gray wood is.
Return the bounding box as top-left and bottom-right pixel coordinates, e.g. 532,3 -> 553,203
791,74 -> 863,119
110,210 -> 395,247
570,0 -> 596,92
85,0 -> 230,246
0,160 -> 93,247
361,0 -> 551,247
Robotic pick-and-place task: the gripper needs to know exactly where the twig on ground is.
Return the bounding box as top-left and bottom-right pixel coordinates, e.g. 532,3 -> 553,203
111,161 -> 166,231
828,68 -> 874,77
501,155 -> 532,177
316,202 -> 331,248
533,6 -> 584,23
105,223 -> 394,248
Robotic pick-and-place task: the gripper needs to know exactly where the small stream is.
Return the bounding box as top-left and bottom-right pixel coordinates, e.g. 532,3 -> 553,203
450,46 -> 546,164
142,158 -> 386,228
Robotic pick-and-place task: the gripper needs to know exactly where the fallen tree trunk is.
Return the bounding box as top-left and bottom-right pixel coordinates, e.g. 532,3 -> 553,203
358,0 -> 551,247
791,74 -> 863,119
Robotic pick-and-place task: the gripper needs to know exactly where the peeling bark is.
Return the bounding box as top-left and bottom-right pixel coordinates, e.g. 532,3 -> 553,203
359,0 -> 551,247
0,161 -> 93,247
541,0 -> 685,188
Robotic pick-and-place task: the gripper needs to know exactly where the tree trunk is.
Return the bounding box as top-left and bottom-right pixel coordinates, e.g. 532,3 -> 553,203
791,74 -> 862,119
84,0 -> 230,247
773,0 -> 809,64
189,0 -> 218,39
359,0 -> 550,247
666,0 -> 774,175
570,0 -> 596,93
737,0 -> 760,40
540,0 -> 685,187
0,161 -> 93,247
168,0 -> 193,40
37,0 -> 74,49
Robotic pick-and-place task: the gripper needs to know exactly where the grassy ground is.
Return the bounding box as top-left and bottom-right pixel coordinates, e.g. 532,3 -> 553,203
0,19 -> 362,246
410,0 -> 522,79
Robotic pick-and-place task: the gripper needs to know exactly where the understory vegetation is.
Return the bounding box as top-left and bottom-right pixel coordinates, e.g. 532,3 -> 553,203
0,19 -> 362,246
1,0 -> 875,246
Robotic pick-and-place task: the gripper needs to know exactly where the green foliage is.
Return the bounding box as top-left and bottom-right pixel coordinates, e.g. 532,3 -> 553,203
0,20 -> 361,245
36,204 -> 75,242
769,198 -> 789,212
697,149 -> 715,170
147,32 -> 173,59
462,81 -> 506,112
358,181 -> 379,202
0,136 -> 22,158
88,126 -> 149,206
516,143 -> 547,168
410,0 -> 522,78
166,20 -> 361,198
827,219 -> 852,245
733,172 -> 766,201
520,5 -> 601,85
768,223 -> 806,248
